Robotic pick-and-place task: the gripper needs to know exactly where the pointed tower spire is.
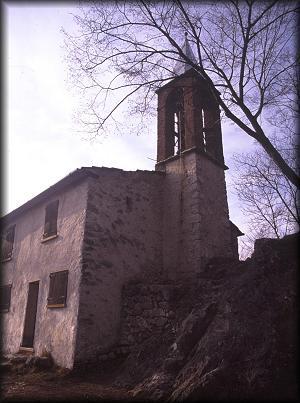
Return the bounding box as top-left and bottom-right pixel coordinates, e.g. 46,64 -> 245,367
173,32 -> 197,75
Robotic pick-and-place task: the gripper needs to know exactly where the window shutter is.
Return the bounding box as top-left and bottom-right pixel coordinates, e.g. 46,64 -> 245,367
47,270 -> 68,308
44,200 -> 59,237
1,225 -> 15,260
0,285 -> 12,312
1,239 -> 10,259
47,273 -> 56,305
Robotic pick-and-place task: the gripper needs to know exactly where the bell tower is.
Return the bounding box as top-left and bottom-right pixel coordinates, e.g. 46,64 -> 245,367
156,67 -> 225,167
156,36 -> 233,279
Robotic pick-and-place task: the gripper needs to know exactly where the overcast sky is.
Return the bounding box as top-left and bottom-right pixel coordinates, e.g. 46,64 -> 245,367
4,2 -> 257,233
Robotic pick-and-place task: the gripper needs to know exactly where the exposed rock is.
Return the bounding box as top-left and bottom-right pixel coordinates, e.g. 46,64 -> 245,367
25,355 -> 54,371
0,361 -> 13,373
7,354 -> 28,365
121,233 -> 298,401
2,352 -> 55,374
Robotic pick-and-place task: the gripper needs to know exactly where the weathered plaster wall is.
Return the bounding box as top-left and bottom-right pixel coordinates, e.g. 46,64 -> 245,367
194,153 -> 232,260
1,180 -> 88,368
74,168 -> 164,364
159,151 -> 232,279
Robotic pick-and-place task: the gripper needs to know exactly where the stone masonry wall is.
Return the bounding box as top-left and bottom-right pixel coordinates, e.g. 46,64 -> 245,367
74,281 -> 180,365
74,168 -> 164,364
118,282 -> 177,351
159,151 -> 232,280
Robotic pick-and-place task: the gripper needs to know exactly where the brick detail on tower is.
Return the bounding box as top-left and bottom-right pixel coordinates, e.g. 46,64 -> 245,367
156,70 -> 225,167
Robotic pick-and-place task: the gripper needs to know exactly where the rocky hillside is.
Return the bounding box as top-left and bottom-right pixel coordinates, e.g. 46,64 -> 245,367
113,233 -> 298,401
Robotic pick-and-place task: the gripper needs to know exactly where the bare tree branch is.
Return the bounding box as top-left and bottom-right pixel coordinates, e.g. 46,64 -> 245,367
63,0 -> 299,187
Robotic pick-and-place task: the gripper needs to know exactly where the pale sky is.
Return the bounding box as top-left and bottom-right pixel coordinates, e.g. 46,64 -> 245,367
4,2 -> 257,234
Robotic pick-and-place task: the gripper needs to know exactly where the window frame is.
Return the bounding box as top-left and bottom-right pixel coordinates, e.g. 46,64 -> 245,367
1,225 -> 16,262
0,284 -> 12,313
42,200 -> 59,241
47,270 -> 68,308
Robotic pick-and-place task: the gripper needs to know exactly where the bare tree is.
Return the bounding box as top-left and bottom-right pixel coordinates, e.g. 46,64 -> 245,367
233,150 -> 299,234
266,63 -> 299,147
63,0 -> 299,187
231,142 -> 299,258
230,38 -> 299,256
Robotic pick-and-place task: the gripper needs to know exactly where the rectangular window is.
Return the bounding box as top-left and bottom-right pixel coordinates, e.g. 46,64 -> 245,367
1,225 -> 15,261
0,284 -> 12,312
43,200 -> 59,239
47,270 -> 68,308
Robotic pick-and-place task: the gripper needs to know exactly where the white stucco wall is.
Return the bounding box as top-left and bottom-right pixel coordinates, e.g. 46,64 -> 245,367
1,179 -> 89,368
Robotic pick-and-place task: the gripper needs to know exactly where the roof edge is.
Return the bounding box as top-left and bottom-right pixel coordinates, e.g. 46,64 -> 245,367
230,220 -> 244,237
1,168 -> 99,224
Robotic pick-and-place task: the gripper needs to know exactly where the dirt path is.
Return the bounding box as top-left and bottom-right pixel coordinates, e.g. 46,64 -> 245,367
1,371 -> 133,402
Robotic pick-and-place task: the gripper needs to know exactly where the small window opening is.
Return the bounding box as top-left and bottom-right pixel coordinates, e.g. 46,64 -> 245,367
47,270 -> 68,308
174,112 -> 179,155
201,109 -> 207,152
1,225 -> 15,261
0,284 -> 12,312
203,131 -> 207,151
126,196 -> 132,212
43,200 -> 59,238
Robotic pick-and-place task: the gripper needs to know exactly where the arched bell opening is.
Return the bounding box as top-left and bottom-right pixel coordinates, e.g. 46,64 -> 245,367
166,88 -> 186,157
194,87 -> 224,163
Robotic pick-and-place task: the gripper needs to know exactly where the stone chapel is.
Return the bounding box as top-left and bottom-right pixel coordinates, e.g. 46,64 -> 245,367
1,37 -> 243,368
